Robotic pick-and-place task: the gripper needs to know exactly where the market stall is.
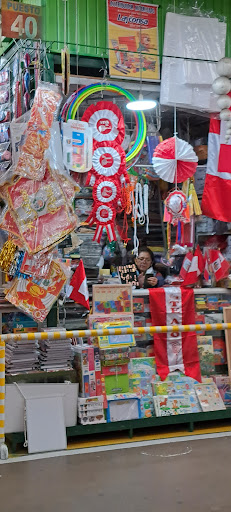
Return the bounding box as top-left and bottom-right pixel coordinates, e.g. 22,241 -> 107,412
0,2 -> 231,457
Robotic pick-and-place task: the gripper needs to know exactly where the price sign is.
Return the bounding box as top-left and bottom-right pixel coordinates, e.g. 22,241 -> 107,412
1,0 -> 42,39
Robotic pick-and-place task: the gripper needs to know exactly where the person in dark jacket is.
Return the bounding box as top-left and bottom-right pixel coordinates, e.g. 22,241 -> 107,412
135,246 -> 165,289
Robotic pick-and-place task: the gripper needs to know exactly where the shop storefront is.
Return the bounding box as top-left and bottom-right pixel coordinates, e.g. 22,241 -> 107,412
0,0 -> 231,457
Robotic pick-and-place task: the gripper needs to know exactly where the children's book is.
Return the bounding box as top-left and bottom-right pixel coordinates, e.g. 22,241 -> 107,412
154,395 -> 191,417
194,382 -> 226,412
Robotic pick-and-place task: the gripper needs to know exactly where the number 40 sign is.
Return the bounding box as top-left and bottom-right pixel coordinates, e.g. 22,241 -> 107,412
1,0 -> 42,40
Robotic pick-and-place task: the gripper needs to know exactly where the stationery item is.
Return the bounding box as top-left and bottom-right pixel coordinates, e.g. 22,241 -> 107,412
117,264 -> 138,287
106,393 -> 141,422
197,335 -> 215,375
213,338 -> 227,365
97,320 -> 135,349
212,375 -> 231,407
195,382 -> 226,411
62,119 -> 93,172
92,284 -> 133,314
78,396 -> 106,425
154,395 -> 191,416
133,297 -> 145,314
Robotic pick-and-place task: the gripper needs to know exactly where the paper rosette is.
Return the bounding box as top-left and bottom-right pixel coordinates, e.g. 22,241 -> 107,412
82,101 -> 125,145
92,176 -> 120,205
92,141 -> 126,178
153,137 -> 198,183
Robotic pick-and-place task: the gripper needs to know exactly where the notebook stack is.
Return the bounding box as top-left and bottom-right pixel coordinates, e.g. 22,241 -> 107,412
38,338 -> 73,371
5,339 -> 39,374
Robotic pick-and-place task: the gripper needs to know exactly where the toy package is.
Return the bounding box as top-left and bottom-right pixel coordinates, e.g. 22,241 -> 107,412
78,396 -> 106,425
62,120 -> 93,173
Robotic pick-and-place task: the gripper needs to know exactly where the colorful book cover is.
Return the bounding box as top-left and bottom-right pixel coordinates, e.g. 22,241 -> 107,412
212,375 -> 231,407
133,297 -> 145,314
195,313 -> 205,335
129,357 -> 156,378
154,395 -> 191,417
194,382 -> 226,411
197,335 -> 215,375
213,338 -> 227,365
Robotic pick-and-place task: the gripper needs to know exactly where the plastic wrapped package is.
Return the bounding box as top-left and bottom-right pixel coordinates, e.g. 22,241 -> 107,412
160,12 -> 227,112
0,162 -> 77,254
0,69 -> 9,86
0,86 -> 9,105
14,82 -> 62,180
0,125 -> 10,143
5,259 -> 69,322
19,250 -> 54,279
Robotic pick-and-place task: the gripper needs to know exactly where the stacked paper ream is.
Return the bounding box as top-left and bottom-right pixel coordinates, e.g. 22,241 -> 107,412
5,340 -> 39,374
160,13 -> 227,112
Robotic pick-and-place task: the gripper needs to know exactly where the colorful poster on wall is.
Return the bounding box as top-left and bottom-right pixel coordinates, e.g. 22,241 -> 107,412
107,0 -> 159,80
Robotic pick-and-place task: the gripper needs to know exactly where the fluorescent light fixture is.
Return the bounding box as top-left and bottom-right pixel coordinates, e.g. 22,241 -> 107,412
126,93 -> 157,111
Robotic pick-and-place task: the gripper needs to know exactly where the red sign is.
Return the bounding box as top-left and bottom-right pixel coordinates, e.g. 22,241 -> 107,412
2,0 -> 42,39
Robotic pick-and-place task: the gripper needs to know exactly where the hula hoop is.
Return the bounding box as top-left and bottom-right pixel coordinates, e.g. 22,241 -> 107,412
61,83 -> 146,165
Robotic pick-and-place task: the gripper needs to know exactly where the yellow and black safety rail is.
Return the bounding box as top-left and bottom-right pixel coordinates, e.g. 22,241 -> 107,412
1,322 -> 231,342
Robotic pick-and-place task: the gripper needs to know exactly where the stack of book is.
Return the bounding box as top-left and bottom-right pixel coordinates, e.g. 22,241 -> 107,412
38,338 -> 73,371
5,339 -> 39,374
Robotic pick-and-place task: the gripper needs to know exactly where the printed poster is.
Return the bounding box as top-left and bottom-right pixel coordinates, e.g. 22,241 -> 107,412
107,0 -> 159,80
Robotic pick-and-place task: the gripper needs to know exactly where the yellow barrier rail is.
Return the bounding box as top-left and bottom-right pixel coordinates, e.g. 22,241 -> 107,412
1,322 -> 231,342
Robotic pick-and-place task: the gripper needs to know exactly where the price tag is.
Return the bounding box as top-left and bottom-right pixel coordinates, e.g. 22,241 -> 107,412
1,0 -> 42,40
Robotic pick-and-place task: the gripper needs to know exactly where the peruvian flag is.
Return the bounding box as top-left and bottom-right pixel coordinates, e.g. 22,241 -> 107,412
149,287 -> 201,382
179,251 -> 193,280
204,252 -> 210,281
202,118 -> 231,222
67,260 -> 90,310
209,249 -> 230,281
182,245 -> 204,286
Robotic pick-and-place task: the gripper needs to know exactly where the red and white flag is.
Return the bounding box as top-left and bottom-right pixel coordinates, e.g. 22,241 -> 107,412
204,252 -> 210,281
209,249 -> 230,282
179,251 -> 193,280
183,245 -> 204,286
202,118 -> 231,222
67,260 -> 90,310
149,287 -> 201,382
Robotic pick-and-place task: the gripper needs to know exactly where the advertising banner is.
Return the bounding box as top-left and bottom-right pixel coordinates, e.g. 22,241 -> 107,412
107,0 -> 159,80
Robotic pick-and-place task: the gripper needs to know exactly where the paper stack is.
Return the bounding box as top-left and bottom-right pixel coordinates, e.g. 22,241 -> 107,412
5,339 -> 39,374
160,12 -> 227,111
38,338 -> 73,371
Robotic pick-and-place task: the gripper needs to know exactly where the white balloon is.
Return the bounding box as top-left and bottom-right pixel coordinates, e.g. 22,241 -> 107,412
220,109 -> 231,121
217,95 -> 231,110
217,58 -> 231,78
212,76 -> 231,95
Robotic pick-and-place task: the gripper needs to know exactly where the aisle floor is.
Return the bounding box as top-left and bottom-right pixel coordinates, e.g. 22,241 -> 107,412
0,436 -> 230,512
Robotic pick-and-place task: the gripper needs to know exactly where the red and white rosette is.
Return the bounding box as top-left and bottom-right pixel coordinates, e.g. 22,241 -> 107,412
82,101 -> 125,145
87,204 -> 116,243
92,142 -> 126,178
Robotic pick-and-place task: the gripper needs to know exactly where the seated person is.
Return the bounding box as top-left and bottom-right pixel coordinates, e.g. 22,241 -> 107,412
135,246 -> 165,288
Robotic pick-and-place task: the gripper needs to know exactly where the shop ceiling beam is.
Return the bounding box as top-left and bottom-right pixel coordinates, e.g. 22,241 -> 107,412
55,74 -> 160,94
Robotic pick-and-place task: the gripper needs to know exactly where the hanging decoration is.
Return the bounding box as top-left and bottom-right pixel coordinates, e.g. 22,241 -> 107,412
81,101 -> 125,145
81,100 -> 129,244
152,137 -> 198,183
60,83 -> 146,169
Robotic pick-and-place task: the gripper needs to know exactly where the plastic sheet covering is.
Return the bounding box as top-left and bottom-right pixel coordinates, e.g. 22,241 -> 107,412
160,12 -> 227,112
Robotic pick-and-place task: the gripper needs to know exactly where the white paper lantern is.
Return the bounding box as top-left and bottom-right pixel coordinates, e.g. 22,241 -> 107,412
227,120 -> 231,128
226,127 -> 231,135
212,76 -> 231,95
217,58 -> 231,78
217,95 -> 231,110
220,109 -> 231,121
